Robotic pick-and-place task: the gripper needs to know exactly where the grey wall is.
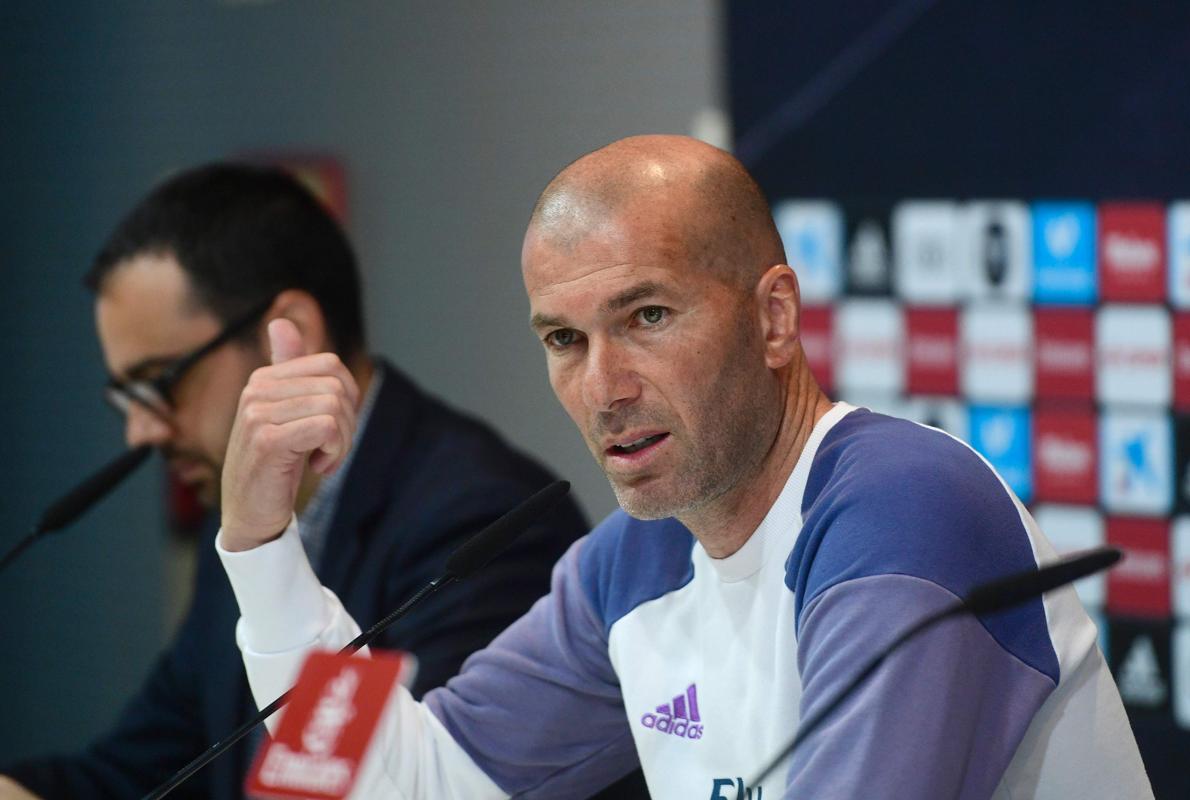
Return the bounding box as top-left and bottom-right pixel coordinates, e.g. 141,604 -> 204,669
0,1 -> 722,760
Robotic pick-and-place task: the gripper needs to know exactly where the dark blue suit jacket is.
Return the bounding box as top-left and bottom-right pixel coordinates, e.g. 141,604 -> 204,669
7,361 -> 589,798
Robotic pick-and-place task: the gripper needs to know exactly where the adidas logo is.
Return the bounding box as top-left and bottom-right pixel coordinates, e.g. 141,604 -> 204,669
640,683 -> 704,739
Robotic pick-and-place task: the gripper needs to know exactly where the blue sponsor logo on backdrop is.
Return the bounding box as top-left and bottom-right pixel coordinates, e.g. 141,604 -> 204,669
1032,202 -> 1097,305
969,406 -> 1033,502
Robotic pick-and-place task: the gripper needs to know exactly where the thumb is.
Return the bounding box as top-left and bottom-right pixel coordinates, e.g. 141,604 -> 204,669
267,318 -> 305,365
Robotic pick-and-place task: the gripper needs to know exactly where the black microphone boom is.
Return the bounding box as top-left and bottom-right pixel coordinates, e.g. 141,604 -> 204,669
444,479 -> 570,579
746,546 -> 1123,790
964,547 -> 1121,615
142,479 -> 571,800
0,445 -> 152,576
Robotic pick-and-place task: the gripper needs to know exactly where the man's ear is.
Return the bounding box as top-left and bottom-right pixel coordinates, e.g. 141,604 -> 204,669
755,264 -> 801,370
260,289 -> 330,358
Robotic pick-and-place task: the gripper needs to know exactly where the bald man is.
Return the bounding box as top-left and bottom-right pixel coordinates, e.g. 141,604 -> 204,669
215,137 -> 1152,799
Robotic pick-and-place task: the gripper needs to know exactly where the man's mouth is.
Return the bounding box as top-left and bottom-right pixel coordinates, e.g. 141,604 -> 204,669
606,433 -> 669,456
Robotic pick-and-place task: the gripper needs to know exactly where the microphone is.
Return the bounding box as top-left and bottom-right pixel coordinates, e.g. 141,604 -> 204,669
0,445 -> 152,576
444,478 -> 570,579
142,479 -> 571,800
747,546 -> 1123,790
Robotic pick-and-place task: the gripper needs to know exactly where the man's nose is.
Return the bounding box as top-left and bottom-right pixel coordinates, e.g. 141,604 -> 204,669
124,403 -> 172,449
581,338 -> 641,413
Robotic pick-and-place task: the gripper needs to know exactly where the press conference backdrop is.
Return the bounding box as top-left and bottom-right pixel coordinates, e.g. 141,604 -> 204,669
728,2 -> 1190,797
0,0 -> 722,766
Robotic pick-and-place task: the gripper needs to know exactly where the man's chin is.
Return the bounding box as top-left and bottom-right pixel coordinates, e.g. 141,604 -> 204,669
610,480 -> 683,521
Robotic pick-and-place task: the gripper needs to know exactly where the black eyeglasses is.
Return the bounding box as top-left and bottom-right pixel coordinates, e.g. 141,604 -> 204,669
104,298 -> 274,421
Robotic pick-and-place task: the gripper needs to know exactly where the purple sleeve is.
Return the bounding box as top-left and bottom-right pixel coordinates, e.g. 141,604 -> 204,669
785,573 -> 1056,799
422,539 -> 638,798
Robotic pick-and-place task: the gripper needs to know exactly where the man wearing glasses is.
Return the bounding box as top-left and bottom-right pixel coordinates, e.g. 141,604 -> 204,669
0,164 -> 589,799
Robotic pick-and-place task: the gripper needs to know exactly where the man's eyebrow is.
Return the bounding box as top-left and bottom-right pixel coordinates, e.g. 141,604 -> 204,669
529,312 -> 568,332
602,281 -> 667,314
118,355 -> 179,381
529,280 -> 671,331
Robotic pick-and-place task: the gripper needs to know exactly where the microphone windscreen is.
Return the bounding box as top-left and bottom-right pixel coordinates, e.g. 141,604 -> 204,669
963,547 -> 1122,615
444,480 -> 571,580
37,445 -> 152,533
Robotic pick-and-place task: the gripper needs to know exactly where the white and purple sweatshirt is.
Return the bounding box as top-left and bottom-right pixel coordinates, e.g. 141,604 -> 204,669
220,403 -> 1152,799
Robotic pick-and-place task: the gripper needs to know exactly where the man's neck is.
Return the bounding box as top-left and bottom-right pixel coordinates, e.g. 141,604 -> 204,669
679,362 -> 833,559
294,354 -> 374,513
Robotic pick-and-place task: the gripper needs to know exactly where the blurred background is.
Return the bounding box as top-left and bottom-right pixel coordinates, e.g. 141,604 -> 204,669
2,1 -> 1188,797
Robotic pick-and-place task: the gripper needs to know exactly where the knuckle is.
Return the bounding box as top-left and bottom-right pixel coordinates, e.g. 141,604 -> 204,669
247,365 -> 272,387
242,402 -> 264,428
255,423 -> 279,450
314,352 -> 342,372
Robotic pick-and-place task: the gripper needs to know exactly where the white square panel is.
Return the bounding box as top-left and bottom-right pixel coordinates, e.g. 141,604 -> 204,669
1100,410 -> 1174,516
1096,305 -> 1171,406
961,303 -> 1034,402
836,300 -> 904,395
893,201 -> 961,304
1033,504 -> 1106,609
1173,517 -> 1190,618
1169,202 -> 1190,309
962,201 -> 1032,302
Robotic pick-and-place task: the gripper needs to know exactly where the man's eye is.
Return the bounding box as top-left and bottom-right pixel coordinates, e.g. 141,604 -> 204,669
546,329 -> 578,348
637,306 -> 667,325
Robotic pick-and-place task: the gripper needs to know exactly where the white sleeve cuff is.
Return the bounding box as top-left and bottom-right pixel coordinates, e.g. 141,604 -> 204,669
216,517 -> 331,655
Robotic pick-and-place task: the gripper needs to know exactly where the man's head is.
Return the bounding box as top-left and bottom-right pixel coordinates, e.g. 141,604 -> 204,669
87,164 -> 366,505
522,135 -> 808,522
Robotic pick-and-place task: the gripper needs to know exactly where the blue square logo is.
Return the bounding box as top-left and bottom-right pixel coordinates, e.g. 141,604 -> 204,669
1032,202 -> 1097,305
1100,411 -> 1173,516
772,200 -> 843,304
968,405 -> 1033,502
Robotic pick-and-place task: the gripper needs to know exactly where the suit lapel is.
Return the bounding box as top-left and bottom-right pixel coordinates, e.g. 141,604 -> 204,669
316,360 -> 418,595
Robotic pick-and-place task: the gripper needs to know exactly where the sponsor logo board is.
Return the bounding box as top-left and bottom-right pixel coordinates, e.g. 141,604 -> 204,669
893,201 -> 961,304
1095,305 -> 1171,407
961,304 -> 1033,403
1033,406 -> 1097,505
1106,517 -> 1171,618
1108,620 -> 1172,716
1100,411 -> 1173,516
800,306 -> 834,394
1174,623 -> 1190,729
962,201 -> 1032,302
773,200 -> 843,305
1170,202 -> 1190,309
1174,315 -> 1190,411
836,299 -> 904,395
844,205 -> 893,296
1034,308 -> 1094,401
1033,504 -> 1106,608
1098,203 -> 1166,302
906,308 -> 958,395
968,405 -> 1032,502
1173,518 -> 1190,619
1032,202 -> 1097,305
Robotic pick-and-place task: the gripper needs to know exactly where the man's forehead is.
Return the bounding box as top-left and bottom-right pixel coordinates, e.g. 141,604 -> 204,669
95,256 -> 217,376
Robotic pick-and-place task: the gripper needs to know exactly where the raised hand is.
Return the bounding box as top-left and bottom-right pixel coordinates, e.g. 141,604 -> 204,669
220,318 -> 359,552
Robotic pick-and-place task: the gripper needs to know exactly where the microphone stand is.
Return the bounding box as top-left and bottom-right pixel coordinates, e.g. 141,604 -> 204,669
142,479 -> 570,800
0,445 -> 151,577
745,546 -> 1123,790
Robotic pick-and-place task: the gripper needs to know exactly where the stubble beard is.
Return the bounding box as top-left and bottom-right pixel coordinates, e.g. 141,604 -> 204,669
602,345 -> 779,522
